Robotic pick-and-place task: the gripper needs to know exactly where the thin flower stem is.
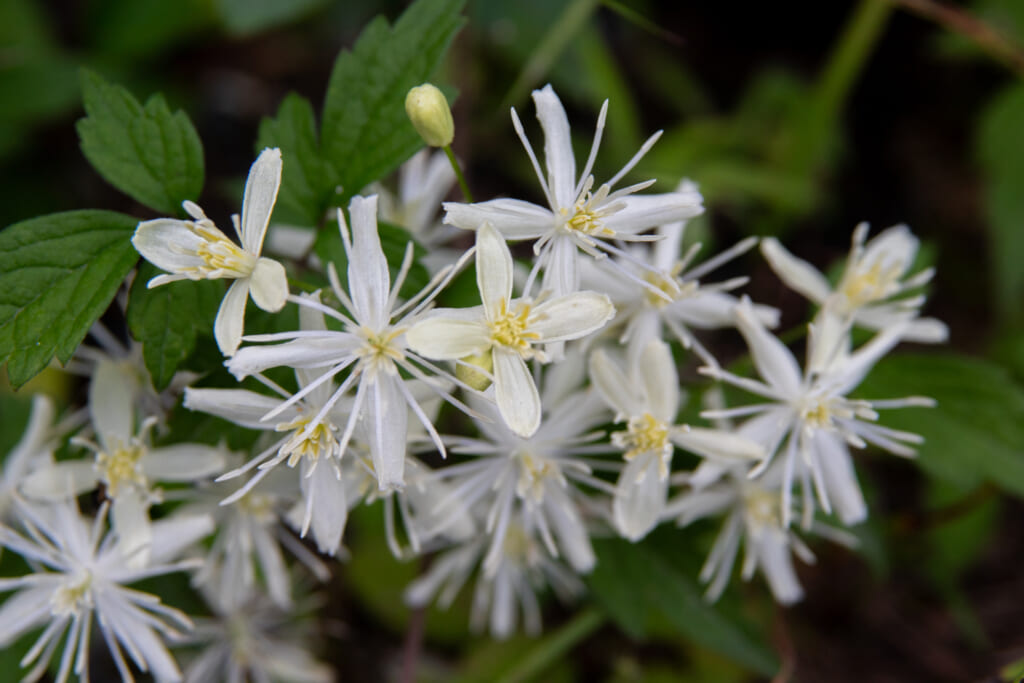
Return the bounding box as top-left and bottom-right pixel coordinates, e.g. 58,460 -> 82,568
443,145 -> 474,203
494,607 -> 604,683
399,604 -> 427,683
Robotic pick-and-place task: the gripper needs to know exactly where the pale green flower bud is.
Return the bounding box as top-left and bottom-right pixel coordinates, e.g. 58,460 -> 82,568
405,83 -> 454,147
456,350 -> 493,391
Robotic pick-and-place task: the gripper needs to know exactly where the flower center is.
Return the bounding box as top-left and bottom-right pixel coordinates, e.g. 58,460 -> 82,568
236,492 -> 276,521
642,268 -> 694,308
839,260 -> 901,309
562,192 -> 616,238
501,522 -> 537,565
356,326 -> 407,374
52,573 -> 93,616
276,415 -> 339,467
489,300 -> 539,354
97,442 -> 147,497
193,223 -> 257,279
742,487 -> 783,529
515,453 -> 564,501
613,413 -> 671,477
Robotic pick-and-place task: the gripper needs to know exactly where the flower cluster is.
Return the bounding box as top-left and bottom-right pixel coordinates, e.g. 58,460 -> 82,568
0,83 -> 945,680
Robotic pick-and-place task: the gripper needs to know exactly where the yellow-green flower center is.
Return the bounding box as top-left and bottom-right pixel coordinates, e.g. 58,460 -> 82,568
51,573 -> 93,616
562,192 -> 616,237
276,415 -> 338,467
193,224 -> 257,279
97,443 -> 147,497
489,300 -> 538,353
839,260 -> 901,309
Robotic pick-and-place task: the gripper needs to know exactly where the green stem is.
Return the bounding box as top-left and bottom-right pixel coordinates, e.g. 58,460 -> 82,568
444,144 -> 474,203
494,608 -> 604,683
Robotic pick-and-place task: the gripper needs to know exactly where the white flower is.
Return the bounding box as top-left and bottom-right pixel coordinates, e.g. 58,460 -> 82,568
760,222 -> 948,348
407,222 -> 615,437
226,195 -> 473,492
443,85 -> 704,298
0,394 -> 59,525
589,340 -> 763,540
21,359 -> 226,567
132,148 -> 289,356
702,298 -> 935,528
663,464 -> 856,605
377,148 -> 456,246
0,500 -> 212,683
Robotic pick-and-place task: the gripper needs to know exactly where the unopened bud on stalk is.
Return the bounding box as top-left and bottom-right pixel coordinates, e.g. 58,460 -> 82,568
405,83 -> 454,147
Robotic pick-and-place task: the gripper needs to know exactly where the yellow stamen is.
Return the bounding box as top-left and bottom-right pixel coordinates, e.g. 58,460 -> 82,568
96,442 -> 147,497
275,415 -> 339,467
489,300 -> 539,354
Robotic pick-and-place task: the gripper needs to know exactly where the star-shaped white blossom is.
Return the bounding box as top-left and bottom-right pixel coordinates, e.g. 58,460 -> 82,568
406,223 -> 615,437
132,148 -> 289,356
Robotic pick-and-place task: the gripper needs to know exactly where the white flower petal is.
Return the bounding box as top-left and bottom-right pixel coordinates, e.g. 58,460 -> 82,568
734,298 -> 802,397
639,340 -> 679,422
813,431 -> 867,525
756,528 -> 804,605
613,452 -> 667,541
760,238 -> 831,304
183,388 -> 285,428
348,195 -> 391,329
588,349 -> 639,417
132,219 -> 206,272
540,233 -> 577,298
406,315 -> 490,359
249,257 -> 288,312
144,444 -> 226,481
530,291 -> 614,342
227,333 -> 360,379
112,488 -> 152,569
476,223 -> 513,320
0,586 -> 51,644
20,461 -> 97,501
544,487 -> 595,572
303,462 -> 348,555
145,514 -> 214,567
671,427 -> 763,461
604,192 -> 704,235
532,84 -> 576,209
367,375 -> 408,491
90,359 -> 136,448
492,349 -> 541,437
214,279 -> 250,357
860,223 -> 917,276
443,199 -> 551,239
240,148 -> 282,254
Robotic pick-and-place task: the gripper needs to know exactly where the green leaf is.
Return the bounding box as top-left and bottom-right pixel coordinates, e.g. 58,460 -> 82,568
0,210 -> 139,387
588,537 -> 778,676
313,219 -> 430,301
257,93 -> 339,226
856,354 -> 1024,496
977,84 -> 1024,322
126,263 -> 222,391
320,0 -> 465,200
76,69 -> 204,216
215,0 -> 327,36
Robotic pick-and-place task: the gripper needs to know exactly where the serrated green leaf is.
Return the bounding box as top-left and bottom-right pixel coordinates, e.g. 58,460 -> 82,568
321,0 -> 465,200
856,354 -> 1024,496
257,93 -> 339,226
977,84 -> 1024,322
76,69 -> 204,215
588,537 -> 778,675
313,219 -> 430,301
126,262 -> 222,391
0,210 -> 139,387
215,0 -> 327,36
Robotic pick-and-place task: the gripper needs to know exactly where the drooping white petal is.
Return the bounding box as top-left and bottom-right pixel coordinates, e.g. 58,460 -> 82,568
367,375 -> 408,491
756,528 -> 804,605
544,487 -> 595,572
529,291 -> 614,342
303,461 -> 348,555
347,195 -> 390,329
671,427 -> 764,461
476,223 -> 514,320
638,340 -> 679,423
812,431 -> 867,525
859,223 -> 917,276
492,348 -> 541,437
541,233 -> 577,298
249,257 -> 288,312
143,514 -> 215,568
532,85 -> 576,209
112,487 -> 152,568
613,452 -> 667,541
227,333 -> 361,379
0,586 -> 52,644
443,199 -> 551,239
759,238 -> 831,304
406,316 -> 490,359
214,279 -> 250,357
588,349 -> 640,417
183,388 -> 287,429
132,219 -> 207,273
90,359 -> 136,449
239,148 -> 283,254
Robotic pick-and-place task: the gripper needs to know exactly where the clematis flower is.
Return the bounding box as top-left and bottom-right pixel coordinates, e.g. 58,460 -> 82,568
589,340 -> 763,540
132,148 -> 289,356
406,222 -> 615,437
0,500 -> 212,683
443,85 -> 704,298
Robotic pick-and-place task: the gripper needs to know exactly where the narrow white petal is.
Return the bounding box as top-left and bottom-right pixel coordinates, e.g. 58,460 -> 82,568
0,586 -> 51,644
227,334 -> 359,378
348,195 -> 391,329
588,349 -> 640,417
443,199 -> 551,239
533,85 -> 576,209
20,461 -> 97,501
541,233 -> 577,299
240,148 -> 282,254
813,431 -> 867,525
760,238 -> 831,304
183,388 -> 283,428
89,359 -> 136,447
248,258 -> 288,312
367,375 -> 408,491
146,514 -> 214,566
639,340 -> 679,422
492,349 -> 541,437
544,487 -> 595,572
604,192 -> 704,235
144,444 -> 226,481
214,279 -> 250,357
757,529 -> 804,605
734,298 -> 802,397
132,219 -> 206,272
476,223 -> 514,320
305,462 -> 348,555
613,452 -> 667,541
529,292 -> 614,342
406,315 -> 490,360
112,489 -> 152,569
671,427 -> 764,461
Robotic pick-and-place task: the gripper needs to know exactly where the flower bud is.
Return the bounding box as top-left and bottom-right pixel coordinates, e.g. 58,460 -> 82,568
456,350 -> 493,392
405,83 -> 454,148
